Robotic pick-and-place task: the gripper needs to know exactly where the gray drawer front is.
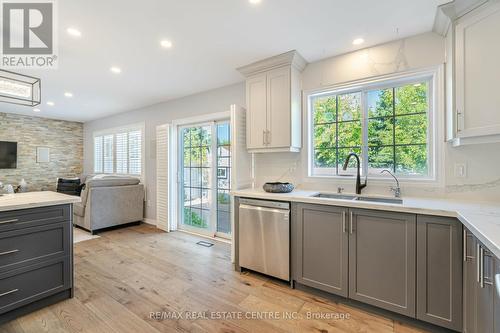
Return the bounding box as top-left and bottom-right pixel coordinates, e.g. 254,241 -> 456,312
0,222 -> 70,273
0,257 -> 70,315
0,205 -> 70,232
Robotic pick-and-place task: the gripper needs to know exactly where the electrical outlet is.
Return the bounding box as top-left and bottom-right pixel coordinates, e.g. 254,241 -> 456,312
454,163 -> 467,178
147,200 -> 151,207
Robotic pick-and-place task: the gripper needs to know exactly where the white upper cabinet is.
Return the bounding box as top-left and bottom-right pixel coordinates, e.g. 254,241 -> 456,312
440,0 -> 500,145
246,74 -> 267,149
238,51 -> 306,153
456,1 -> 500,138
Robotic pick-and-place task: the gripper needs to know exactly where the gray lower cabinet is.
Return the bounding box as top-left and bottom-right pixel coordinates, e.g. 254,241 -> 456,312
416,215 -> 462,331
293,203 -> 348,297
463,228 -> 478,333
348,208 -> 416,317
463,227 -> 499,333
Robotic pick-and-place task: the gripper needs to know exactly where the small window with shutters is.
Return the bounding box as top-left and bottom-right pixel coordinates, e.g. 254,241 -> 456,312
93,123 -> 144,177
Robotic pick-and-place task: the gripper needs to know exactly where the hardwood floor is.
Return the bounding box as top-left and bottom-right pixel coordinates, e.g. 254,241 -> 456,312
1,224 -> 431,333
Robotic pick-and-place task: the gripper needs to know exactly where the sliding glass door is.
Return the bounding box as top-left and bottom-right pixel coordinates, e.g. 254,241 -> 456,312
179,121 -> 231,238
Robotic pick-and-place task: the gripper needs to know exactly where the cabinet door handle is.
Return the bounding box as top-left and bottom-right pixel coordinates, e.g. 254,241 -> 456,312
0,249 -> 19,256
0,219 -> 18,225
349,212 -> 354,234
463,230 -> 475,262
263,130 -> 266,145
456,109 -> 462,132
480,246 -> 485,288
477,243 -> 481,283
0,289 -> 18,297
463,229 -> 467,262
267,131 -> 271,145
342,211 -> 346,233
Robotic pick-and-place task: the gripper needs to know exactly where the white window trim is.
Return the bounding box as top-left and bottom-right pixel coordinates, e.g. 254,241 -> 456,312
304,66 -> 445,185
92,122 -> 146,180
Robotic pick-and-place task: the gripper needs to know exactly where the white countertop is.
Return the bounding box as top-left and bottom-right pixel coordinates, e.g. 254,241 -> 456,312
231,188 -> 500,259
0,191 -> 81,212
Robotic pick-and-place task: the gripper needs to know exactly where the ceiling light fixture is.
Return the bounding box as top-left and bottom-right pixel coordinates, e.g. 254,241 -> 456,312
249,0 -> 262,4
160,40 -> 173,49
64,92 -> 73,98
0,70 -> 41,106
110,66 -> 122,74
67,27 -> 82,37
352,38 -> 365,45
33,108 -> 41,112
46,101 -> 55,106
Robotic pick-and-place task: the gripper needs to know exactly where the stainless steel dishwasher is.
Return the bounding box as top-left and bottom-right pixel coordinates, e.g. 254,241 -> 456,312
238,198 -> 290,281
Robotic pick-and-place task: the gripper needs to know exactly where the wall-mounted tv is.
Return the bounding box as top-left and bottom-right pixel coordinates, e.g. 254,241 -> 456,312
0,141 -> 17,169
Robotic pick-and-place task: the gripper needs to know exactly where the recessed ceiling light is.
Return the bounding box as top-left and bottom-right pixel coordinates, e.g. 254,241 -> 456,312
67,27 -> 82,37
33,108 -> 41,112
249,0 -> 261,4
352,38 -> 365,45
110,66 -> 122,74
160,40 -> 173,49
64,92 -> 73,98
46,101 -> 55,106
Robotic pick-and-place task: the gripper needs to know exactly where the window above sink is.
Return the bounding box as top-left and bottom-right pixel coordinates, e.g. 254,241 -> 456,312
307,69 -> 437,182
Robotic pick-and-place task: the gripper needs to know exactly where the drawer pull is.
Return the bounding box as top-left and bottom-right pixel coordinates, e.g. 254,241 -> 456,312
0,249 -> 19,256
0,219 -> 18,225
0,289 -> 18,297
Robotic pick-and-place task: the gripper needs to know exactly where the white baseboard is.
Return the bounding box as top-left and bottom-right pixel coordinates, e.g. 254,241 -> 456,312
142,218 -> 157,225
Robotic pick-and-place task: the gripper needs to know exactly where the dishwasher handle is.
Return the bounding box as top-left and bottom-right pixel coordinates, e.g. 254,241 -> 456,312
239,204 -> 290,215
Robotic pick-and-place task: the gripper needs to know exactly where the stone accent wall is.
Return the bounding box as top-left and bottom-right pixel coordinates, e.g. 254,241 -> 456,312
0,112 -> 83,191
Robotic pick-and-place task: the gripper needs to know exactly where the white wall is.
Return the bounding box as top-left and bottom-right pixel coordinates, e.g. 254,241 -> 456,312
83,82 -> 245,220
254,32 -> 500,201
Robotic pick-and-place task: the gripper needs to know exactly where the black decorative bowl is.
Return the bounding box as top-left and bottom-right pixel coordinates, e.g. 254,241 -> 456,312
263,182 -> 295,193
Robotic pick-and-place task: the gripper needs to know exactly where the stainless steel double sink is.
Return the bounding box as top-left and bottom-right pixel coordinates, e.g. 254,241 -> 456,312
313,193 -> 403,204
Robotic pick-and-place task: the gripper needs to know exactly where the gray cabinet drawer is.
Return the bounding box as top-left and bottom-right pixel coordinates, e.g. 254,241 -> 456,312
0,205 -> 70,232
0,222 -> 70,273
0,257 -> 70,315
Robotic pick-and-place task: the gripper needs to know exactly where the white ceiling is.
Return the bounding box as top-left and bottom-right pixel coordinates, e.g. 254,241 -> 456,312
2,0 -> 447,122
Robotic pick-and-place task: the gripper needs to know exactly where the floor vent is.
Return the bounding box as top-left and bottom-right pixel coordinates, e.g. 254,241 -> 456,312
196,240 -> 214,248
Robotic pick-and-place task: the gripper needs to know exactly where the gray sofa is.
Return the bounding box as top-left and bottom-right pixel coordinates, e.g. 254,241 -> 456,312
73,175 -> 145,234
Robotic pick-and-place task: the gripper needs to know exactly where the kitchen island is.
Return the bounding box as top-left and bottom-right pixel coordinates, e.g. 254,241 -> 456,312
0,191 -> 80,324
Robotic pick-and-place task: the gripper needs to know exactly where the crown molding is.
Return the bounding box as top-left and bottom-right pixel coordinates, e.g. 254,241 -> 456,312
237,50 -> 307,77
433,0 -> 491,35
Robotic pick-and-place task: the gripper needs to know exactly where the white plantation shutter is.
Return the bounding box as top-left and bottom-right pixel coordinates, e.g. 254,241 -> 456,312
115,132 -> 128,174
156,124 -> 170,231
94,136 -> 103,173
230,105 -> 253,263
103,135 -> 114,173
128,130 -> 142,175
93,124 -> 144,176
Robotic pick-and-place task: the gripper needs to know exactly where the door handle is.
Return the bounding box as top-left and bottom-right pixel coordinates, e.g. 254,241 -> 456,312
342,211 -> 346,233
0,289 -> 18,297
263,130 -> 266,145
349,212 -> 355,234
267,131 -> 271,145
0,249 -> 19,256
0,219 -> 18,225
463,230 -> 475,262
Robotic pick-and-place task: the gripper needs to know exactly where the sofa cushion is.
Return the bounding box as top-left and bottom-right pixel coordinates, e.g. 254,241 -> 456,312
80,175 -> 141,207
86,175 -> 140,188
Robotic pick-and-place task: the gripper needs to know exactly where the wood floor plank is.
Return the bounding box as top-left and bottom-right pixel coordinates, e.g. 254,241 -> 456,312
1,224 -> 430,333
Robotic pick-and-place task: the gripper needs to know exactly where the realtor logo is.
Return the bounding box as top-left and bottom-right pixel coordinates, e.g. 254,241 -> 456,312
0,0 -> 58,68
